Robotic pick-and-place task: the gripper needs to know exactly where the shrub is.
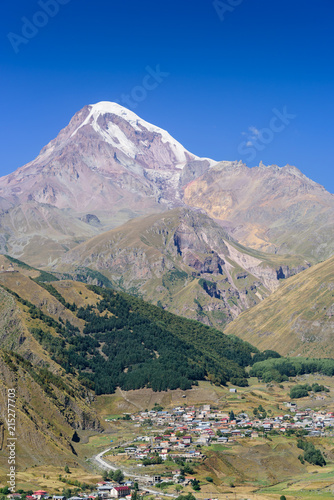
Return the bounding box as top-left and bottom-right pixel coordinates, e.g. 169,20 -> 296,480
297,439 -> 326,466
290,384 -> 310,399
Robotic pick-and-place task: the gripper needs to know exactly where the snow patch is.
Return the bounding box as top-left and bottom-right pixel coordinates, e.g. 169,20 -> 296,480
71,101 -> 217,168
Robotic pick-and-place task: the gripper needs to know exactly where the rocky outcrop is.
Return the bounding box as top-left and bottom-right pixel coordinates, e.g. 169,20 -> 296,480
276,264 -> 310,280
80,213 -> 101,225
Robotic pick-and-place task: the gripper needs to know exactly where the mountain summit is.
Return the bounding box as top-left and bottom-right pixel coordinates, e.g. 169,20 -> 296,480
0,101 -> 215,212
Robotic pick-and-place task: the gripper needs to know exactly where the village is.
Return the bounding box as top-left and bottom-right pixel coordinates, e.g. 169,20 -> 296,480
94,401 -> 334,490
115,401 -> 334,457
5,400 -> 334,500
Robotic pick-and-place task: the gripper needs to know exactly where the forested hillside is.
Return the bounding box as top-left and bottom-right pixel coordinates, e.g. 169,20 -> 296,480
2,254 -> 334,402
3,282 -> 258,393
74,287 -> 258,392
0,256 -> 265,394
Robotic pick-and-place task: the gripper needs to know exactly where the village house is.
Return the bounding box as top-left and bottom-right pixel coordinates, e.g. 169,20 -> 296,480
182,436 -> 192,444
32,491 -> 49,500
110,486 -> 131,498
97,483 -> 117,497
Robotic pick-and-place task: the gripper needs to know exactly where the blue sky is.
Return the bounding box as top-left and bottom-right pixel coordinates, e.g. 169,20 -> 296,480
1,0 -> 334,192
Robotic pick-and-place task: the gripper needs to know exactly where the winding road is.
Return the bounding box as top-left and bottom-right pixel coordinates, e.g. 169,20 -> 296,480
94,448 -> 177,498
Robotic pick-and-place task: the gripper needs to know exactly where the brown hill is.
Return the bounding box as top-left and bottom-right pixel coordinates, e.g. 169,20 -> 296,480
57,208 -> 309,330
0,257 -> 102,474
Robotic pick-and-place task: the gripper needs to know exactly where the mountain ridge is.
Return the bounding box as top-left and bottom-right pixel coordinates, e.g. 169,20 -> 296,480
184,160 -> 334,261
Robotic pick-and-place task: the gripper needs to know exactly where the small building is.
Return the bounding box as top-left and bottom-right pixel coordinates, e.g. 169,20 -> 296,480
110,487 -> 131,498
309,430 -> 322,437
229,388 -> 237,393
97,484 -> 116,498
32,491 -> 49,500
182,436 -> 192,444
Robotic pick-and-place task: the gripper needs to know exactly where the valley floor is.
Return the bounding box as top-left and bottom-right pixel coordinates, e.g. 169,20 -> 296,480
5,378 -> 334,500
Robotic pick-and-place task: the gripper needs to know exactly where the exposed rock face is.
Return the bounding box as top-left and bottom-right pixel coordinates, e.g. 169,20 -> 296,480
183,252 -> 225,274
80,213 -> 101,225
172,222 -> 226,274
58,208 -> 309,330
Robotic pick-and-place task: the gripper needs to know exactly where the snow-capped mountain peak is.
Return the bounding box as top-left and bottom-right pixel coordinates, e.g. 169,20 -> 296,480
0,101 -> 216,211
71,101 -> 215,167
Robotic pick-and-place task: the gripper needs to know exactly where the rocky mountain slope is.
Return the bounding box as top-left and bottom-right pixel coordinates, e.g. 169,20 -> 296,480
0,202 -> 100,268
0,102 -> 333,267
57,208 -> 309,330
225,255 -> 334,357
184,161 -> 334,262
0,257 -> 102,471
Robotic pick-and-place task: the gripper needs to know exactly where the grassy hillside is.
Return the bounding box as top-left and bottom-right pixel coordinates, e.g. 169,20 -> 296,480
0,350 -> 100,467
225,255 -> 334,357
0,256 -> 102,473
